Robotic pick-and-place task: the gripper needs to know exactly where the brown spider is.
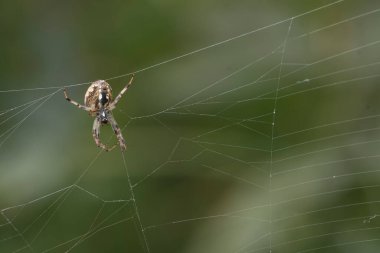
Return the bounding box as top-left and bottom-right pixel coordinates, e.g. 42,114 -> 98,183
64,74 -> 134,151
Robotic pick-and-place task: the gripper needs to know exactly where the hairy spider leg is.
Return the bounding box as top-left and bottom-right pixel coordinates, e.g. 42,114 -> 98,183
64,88 -> 92,112
107,112 -> 127,151
92,117 -> 116,152
109,74 -> 135,110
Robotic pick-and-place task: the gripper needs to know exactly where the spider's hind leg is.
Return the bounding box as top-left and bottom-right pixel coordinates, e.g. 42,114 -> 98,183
64,88 -> 92,112
92,117 -> 116,151
109,74 -> 135,110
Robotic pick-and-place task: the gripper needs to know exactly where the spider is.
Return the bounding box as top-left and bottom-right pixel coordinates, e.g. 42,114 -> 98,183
64,74 -> 134,151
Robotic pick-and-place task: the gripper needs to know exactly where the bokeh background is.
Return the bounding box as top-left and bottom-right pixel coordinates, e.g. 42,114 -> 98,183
1,0 -> 380,252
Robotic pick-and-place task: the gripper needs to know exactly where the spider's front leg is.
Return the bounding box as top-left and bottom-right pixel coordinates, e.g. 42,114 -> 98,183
92,117 -> 116,152
107,113 -> 127,151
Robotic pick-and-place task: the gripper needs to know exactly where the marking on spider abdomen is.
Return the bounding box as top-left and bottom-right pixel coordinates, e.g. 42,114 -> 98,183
85,85 -> 99,107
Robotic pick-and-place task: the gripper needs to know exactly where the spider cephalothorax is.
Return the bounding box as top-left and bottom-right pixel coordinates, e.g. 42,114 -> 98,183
64,75 -> 134,151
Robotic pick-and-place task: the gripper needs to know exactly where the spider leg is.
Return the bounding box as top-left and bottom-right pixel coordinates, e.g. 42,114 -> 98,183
109,74 -> 134,110
64,88 -> 92,112
107,112 -> 127,151
92,117 -> 116,151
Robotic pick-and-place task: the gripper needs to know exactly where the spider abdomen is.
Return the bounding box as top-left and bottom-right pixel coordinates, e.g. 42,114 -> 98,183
84,80 -> 113,117
100,91 -> 109,105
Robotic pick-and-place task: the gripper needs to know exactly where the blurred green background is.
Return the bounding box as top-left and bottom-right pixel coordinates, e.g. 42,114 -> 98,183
1,0 -> 380,252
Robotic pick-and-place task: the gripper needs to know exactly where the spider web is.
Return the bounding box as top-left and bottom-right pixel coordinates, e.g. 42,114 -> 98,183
1,0 -> 380,252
